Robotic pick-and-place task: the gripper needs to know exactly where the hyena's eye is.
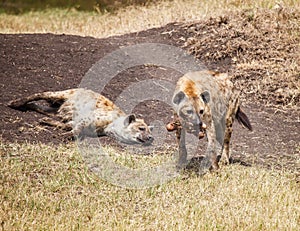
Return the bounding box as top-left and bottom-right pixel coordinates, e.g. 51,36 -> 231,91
139,127 -> 145,131
186,109 -> 193,115
199,109 -> 204,114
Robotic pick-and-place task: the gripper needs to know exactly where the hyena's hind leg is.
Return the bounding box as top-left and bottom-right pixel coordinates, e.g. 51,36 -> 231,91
20,102 -> 59,116
221,97 -> 253,165
221,113 -> 234,164
221,95 -> 240,164
7,89 -> 76,114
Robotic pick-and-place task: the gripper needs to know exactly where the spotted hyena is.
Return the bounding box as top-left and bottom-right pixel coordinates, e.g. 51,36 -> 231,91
8,88 -> 153,145
166,70 -> 252,171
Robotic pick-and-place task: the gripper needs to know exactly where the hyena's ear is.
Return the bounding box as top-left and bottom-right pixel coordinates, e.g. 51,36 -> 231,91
124,114 -> 136,126
173,91 -> 186,105
201,90 -> 210,104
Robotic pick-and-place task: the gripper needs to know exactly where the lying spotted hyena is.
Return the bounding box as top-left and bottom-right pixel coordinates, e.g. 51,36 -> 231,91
166,70 -> 252,171
8,88 -> 153,145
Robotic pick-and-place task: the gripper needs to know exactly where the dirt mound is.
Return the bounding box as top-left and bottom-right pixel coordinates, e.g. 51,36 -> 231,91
181,8 -> 300,107
0,8 -> 299,174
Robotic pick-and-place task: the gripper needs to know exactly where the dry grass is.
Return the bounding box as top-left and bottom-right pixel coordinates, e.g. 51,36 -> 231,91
1,1 -> 300,230
1,142 -> 299,230
0,0 -> 299,38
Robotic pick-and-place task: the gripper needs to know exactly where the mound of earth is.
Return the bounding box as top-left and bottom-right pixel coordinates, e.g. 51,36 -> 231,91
182,8 -> 300,106
0,8 -> 299,175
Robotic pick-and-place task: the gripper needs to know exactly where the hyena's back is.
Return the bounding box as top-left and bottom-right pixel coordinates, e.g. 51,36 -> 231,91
8,88 -> 124,123
8,89 -> 120,111
176,70 -> 235,105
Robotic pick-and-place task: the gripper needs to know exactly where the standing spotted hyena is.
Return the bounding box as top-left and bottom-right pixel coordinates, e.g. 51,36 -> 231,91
166,70 -> 252,171
8,88 -> 153,145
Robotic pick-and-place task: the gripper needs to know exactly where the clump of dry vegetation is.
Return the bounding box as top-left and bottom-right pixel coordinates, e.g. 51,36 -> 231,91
182,6 -> 300,108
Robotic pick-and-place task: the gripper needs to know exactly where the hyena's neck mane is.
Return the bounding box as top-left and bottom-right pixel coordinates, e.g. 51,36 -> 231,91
104,116 -> 126,137
92,106 -> 126,136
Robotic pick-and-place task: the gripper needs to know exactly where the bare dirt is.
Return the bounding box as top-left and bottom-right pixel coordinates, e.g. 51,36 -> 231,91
0,9 -> 299,175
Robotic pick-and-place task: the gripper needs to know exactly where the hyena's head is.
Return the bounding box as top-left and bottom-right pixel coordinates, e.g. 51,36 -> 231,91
172,90 -> 210,135
110,114 -> 154,145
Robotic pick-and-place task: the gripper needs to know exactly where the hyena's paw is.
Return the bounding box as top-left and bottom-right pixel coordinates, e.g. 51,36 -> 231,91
219,155 -> 233,165
209,161 -> 220,172
197,156 -> 220,175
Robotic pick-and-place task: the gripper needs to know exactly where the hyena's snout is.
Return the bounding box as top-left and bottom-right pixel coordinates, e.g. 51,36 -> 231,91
184,121 -> 200,133
184,120 -> 207,139
138,133 -> 154,145
146,134 -> 154,143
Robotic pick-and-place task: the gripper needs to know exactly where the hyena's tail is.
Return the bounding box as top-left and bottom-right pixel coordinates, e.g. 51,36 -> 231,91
236,107 -> 252,131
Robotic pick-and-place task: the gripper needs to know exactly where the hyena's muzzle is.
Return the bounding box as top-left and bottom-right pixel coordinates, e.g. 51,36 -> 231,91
179,110 -> 207,139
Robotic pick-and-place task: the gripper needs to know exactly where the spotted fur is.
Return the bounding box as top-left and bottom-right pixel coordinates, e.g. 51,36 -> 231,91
8,88 -> 153,145
170,70 -> 252,170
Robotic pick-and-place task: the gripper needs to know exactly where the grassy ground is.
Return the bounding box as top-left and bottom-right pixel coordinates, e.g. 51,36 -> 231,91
0,0 -> 299,230
0,0 -> 299,38
1,142 -> 299,230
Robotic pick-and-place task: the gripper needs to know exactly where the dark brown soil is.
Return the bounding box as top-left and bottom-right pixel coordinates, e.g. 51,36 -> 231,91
0,9 -> 299,175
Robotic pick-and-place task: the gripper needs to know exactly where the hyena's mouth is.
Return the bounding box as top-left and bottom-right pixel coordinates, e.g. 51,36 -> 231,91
136,135 -> 154,145
136,137 -> 145,143
184,123 -> 207,139
185,125 -> 200,134
187,129 -> 200,137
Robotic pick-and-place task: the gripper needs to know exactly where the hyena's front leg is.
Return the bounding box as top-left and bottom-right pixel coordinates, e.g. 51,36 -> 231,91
39,117 -> 72,131
40,117 -> 75,139
177,127 -> 188,168
200,118 -> 219,172
165,115 -> 187,168
207,131 -> 219,171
